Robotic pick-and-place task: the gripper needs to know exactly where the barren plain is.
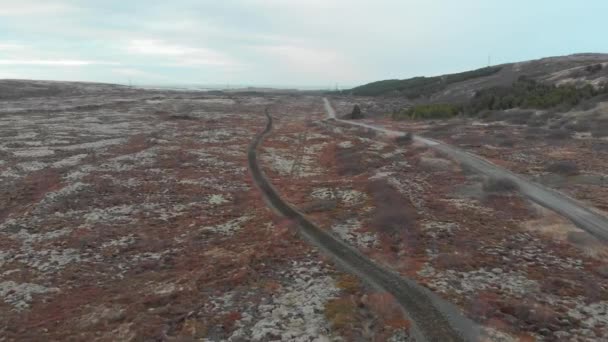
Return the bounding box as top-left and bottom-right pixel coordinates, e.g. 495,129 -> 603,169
0,81 -> 607,341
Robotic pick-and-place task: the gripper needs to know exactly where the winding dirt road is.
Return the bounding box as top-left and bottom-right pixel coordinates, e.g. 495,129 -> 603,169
324,98 -> 608,242
248,109 -> 480,342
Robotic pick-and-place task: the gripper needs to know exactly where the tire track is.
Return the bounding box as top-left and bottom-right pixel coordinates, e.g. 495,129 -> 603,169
248,108 -> 480,342
324,98 -> 608,242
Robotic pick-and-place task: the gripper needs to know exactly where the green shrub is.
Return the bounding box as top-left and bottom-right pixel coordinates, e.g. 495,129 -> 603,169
468,77 -> 604,114
392,103 -> 460,120
483,177 -> 519,193
545,161 -> 579,176
348,104 -> 364,119
395,132 -> 413,145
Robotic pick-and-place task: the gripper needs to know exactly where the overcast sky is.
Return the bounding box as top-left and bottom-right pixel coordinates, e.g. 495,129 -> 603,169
0,0 -> 606,87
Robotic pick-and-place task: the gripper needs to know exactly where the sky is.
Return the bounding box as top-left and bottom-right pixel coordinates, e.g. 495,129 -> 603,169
0,0 -> 606,88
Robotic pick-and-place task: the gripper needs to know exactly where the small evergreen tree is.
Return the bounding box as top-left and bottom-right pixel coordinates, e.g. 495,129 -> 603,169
350,105 -> 363,119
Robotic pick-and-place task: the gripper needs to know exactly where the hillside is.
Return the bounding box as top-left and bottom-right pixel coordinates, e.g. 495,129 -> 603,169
0,79 -> 134,100
349,53 -> 608,104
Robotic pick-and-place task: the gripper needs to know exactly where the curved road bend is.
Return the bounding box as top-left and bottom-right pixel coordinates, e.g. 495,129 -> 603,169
323,98 -> 608,242
248,108 -> 480,342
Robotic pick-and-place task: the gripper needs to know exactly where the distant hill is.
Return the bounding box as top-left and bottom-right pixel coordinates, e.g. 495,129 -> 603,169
351,66 -> 502,97
0,79 -> 132,100
348,53 -> 608,104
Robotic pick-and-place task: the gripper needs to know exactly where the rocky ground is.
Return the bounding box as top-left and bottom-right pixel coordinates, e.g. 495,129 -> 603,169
259,101 -> 608,341
2,83 -> 608,341
331,97 -> 608,215
0,88 -> 413,341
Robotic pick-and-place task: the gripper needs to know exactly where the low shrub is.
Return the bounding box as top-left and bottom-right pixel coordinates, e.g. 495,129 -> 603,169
545,161 -> 579,176
393,103 -> 461,120
546,129 -> 571,140
367,180 -> 417,239
335,148 -> 365,176
395,132 -> 413,145
586,63 -> 603,74
347,104 -> 364,119
591,142 -> 608,151
482,177 -> 519,193
358,128 -> 377,138
590,120 -> 608,138
168,114 -> 197,120
505,110 -> 534,124
564,120 -> 591,132
497,138 -> 515,147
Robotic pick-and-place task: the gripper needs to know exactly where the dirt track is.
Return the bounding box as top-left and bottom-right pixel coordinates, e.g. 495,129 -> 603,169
248,108 -> 481,342
325,98 -> 608,242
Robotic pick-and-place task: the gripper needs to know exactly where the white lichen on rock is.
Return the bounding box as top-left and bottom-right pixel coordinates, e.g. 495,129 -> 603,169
230,260 -> 339,341
52,153 -> 88,168
13,148 -> 55,158
338,140 -> 353,148
418,266 -> 539,297
332,218 -> 377,248
17,161 -> 47,172
83,205 -> 136,225
311,187 -> 366,206
202,215 -> 251,236
208,194 -> 230,205
0,281 -> 58,310
57,138 -> 126,151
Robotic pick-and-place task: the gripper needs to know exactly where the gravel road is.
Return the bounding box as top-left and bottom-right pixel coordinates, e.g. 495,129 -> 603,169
248,109 -> 480,342
324,98 -> 608,242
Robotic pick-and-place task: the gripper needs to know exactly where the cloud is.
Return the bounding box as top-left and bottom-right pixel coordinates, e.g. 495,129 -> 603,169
110,67 -> 168,81
260,44 -> 359,82
126,39 -> 238,67
0,60 -> 120,66
0,1 -> 76,16
0,43 -> 25,50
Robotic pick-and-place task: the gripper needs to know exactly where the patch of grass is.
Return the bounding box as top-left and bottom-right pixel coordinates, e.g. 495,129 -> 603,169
336,274 -> 361,294
324,298 -> 358,330
482,177 -> 519,193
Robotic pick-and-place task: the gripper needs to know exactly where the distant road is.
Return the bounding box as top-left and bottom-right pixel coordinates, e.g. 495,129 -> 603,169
323,98 -> 336,119
323,98 -> 608,242
249,108 -> 480,342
